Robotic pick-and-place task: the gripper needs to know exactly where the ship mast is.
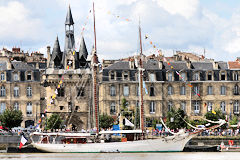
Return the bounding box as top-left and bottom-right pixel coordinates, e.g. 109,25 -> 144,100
92,2 -> 99,134
138,21 -> 145,137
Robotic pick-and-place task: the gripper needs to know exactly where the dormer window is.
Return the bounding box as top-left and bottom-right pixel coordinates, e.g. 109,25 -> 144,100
221,71 -> 226,80
110,72 -> 115,80
193,72 -> 199,81
13,73 -> 19,81
149,73 -> 155,82
168,72 -> 173,81
233,72 -> 239,81
207,72 -> 212,81
27,72 -> 31,81
123,72 -> 128,80
180,72 -> 186,81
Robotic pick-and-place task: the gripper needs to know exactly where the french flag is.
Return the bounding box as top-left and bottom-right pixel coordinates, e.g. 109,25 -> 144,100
19,135 -> 28,149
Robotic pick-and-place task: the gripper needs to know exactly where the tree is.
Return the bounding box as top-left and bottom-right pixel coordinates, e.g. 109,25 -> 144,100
0,109 -> 23,129
99,114 -> 114,129
230,116 -> 238,126
204,108 -> 226,129
166,108 -> 188,129
46,114 -> 63,130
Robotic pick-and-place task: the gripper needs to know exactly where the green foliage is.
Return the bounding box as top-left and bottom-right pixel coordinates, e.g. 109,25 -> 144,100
99,114 -> 114,129
0,109 -> 23,129
121,98 -> 133,117
188,119 -> 206,129
46,114 -> 62,130
146,117 -> 161,129
204,108 -> 226,128
230,116 -> 238,125
166,108 -> 188,129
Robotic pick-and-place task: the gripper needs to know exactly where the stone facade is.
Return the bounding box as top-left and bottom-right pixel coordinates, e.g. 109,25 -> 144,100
99,59 -> 240,124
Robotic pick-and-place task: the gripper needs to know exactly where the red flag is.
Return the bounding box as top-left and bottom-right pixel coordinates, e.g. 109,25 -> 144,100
19,135 -> 27,149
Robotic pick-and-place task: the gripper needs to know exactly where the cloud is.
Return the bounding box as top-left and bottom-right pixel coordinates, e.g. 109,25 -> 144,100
0,1 -> 45,44
153,0 -> 199,19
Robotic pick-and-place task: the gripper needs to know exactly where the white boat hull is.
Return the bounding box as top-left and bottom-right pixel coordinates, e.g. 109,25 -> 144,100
32,134 -> 193,153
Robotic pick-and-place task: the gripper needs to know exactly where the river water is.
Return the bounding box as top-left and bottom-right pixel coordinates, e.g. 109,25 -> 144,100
0,152 -> 239,160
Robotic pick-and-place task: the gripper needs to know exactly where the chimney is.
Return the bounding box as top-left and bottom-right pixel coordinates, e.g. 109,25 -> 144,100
47,46 -> 51,68
213,62 -> 218,70
186,61 -> 191,69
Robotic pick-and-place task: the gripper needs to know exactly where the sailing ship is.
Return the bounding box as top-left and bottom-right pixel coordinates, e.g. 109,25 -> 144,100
30,2 -> 226,153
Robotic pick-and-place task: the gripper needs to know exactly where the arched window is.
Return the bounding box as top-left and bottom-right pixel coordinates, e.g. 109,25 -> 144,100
233,72 -> 239,81
193,72 -> 199,81
181,72 -> 186,81
234,85 -> 239,95
110,72 -> 115,80
14,86 -> 19,97
123,72 -> 128,80
26,86 -> 32,97
207,72 -> 212,81
0,86 -> 6,97
221,72 -> 226,80
110,102 -> 116,114
149,84 -> 155,96
110,85 -> 116,96
168,101 -> 173,111
27,72 -> 32,80
168,72 -> 173,81
0,72 -> 5,81
168,85 -> 173,95
26,102 -> 32,116
14,102 -> 19,110
13,73 -> 19,81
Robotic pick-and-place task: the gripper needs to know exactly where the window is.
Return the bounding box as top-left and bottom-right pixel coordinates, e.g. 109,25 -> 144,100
207,86 -> 213,95
110,72 -> 115,80
207,102 -> 213,112
0,103 -> 6,114
193,85 -> 200,95
220,86 -> 226,95
26,102 -> 32,116
193,73 -> 199,81
123,85 -> 129,96
57,88 -> 65,97
149,73 -> 155,82
181,101 -> 186,112
0,73 -> 5,81
150,101 -> 155,113
75,106 -> 79,111
13,73 -> 19,81
27,72 -> 31,80
207,72 -> 212,80
234,85 -> 239,95
168,101 -> 173,111
180,86 -> 186,95
14,86 -> 19,97
149,85 -> 155,96
14,102 -> 19,110
0,86 -> 6,97
110,102 -> 116,114
233,101 -> 239,114
110,85 -> 116,96
26,86 -> 32,97
168,86 -> 173,95
234,72 -> 239,81
168,72 -> 173,81
193,101 -> 200,114
221,101 -> 226,113
221,72 -> 226,80
123,72 -> 128,80
181,73 -> 186,81
60,106 -> 64,110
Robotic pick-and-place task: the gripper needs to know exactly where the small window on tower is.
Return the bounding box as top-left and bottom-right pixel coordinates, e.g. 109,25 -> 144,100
59,106 -> 64,110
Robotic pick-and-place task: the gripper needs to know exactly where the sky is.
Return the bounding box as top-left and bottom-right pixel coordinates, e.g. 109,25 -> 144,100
0,0 -> 240,61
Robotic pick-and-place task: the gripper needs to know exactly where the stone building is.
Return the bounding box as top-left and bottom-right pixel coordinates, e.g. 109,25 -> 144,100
99,57 -> 240,124
42,6 -> 93,130
0,57 -> 41,128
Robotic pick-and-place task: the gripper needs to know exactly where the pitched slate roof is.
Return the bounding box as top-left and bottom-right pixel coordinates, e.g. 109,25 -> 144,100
163,61 -> 188,70
191,62 -> 213,70
65,6 -> 74,25
51,36 -> 62,61
79,37 -> 88,60
11,61 -> 35,70
105,61 -> 130,70
0,61 -> 7,71
143,60 -> 160,70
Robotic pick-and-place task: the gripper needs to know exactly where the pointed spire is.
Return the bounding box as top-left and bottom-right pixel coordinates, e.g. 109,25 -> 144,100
79,37 -> 88,60
51,36 -> 61,60
65,5 -> 74,25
